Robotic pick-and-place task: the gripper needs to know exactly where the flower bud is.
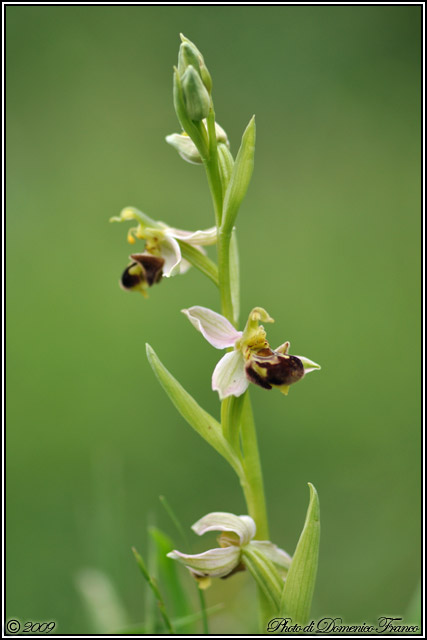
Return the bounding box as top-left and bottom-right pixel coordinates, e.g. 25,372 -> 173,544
181,65 -> 211,122
178,42 -> 201,77
165,133 -> 203,164
178,35 -> 212,93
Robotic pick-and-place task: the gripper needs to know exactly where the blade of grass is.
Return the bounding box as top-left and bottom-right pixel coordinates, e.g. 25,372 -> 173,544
116,603 -> 224,634
132,546 -> 175,634
159,495 -> 209,635
149,527 -> 193,633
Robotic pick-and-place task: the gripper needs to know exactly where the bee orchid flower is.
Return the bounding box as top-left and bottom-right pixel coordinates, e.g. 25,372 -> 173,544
111,207 -> 217,281
182,306 -> 321,399
167,512 -> 291,588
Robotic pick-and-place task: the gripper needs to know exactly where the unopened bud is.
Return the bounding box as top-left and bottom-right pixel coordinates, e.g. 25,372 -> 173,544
181,65 -> 211,121
179,34 -> 212,94
178,42 -> 201,77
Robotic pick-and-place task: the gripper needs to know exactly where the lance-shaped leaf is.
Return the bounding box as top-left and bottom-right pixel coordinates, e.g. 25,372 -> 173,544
217,142 -> 234,192
241,544 -> 284,613
221,116 -> 256,235
146,344 -> 243,478
177,240 -> 219,286
280,483 -> 320,624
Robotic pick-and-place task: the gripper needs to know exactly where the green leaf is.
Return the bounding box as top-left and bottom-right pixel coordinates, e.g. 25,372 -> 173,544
229,229 -> 240,325
177,240 -> 218,286
281,483 -> 320,625
221,116 -> 256,235
116,604 -> 224,635
146,344 -> 244,479
132,547 -> 175,634
217,142 -> 234,193
144,516 -> 160,634
172,604 -> 223,629
149,527 -> 192,631
242,544 -> 284,613
159,495 -> 209,634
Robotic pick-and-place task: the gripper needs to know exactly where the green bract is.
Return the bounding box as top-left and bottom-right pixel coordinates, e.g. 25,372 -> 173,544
281,483 -> 320,624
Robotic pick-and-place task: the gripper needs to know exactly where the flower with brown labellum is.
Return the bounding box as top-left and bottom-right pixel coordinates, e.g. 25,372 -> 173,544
120,253 -> 164,298
245,343 -> 305,396
182,306 -> 321,399
111,207 -> 217,277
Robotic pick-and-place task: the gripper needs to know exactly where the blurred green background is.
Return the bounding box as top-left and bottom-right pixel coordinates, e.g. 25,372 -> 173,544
6,5 -> 421,635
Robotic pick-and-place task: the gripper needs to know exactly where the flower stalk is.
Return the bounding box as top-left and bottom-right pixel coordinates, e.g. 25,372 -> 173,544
113,33 -> 321,633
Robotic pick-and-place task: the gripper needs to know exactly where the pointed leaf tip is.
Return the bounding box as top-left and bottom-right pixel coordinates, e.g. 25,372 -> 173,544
221,115 -> 256,234
307,482 -> 320,521
280,483 -> 320,625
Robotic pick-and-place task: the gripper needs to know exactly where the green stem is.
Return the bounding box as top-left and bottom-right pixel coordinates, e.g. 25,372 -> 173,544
240,392 -> 269,540
217,229 -> 234,325
202,106 -> 270,631
203,109 -> 234,324
204,110 -> 223,227
221,395 -> 244,457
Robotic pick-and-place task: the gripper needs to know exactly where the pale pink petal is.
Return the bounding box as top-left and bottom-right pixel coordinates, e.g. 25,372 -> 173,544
192,512 -> 256,546
167,546 -> 240,578
160,236 -> 182,277
182,306 -> 242,349
166,226 -> 217,246
212,350 -> 249,400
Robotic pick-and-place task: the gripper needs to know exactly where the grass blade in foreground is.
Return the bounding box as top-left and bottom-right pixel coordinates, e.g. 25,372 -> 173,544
132,547 -> 175,634
149,527 -> 193,630
281,483 -> 320,625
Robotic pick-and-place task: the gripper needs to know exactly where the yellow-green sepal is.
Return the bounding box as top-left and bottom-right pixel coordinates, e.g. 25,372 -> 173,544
280,483 -> 320,624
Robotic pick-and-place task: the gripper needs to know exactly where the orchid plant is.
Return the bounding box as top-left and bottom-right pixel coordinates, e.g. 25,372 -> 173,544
112,34 -> 321,634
